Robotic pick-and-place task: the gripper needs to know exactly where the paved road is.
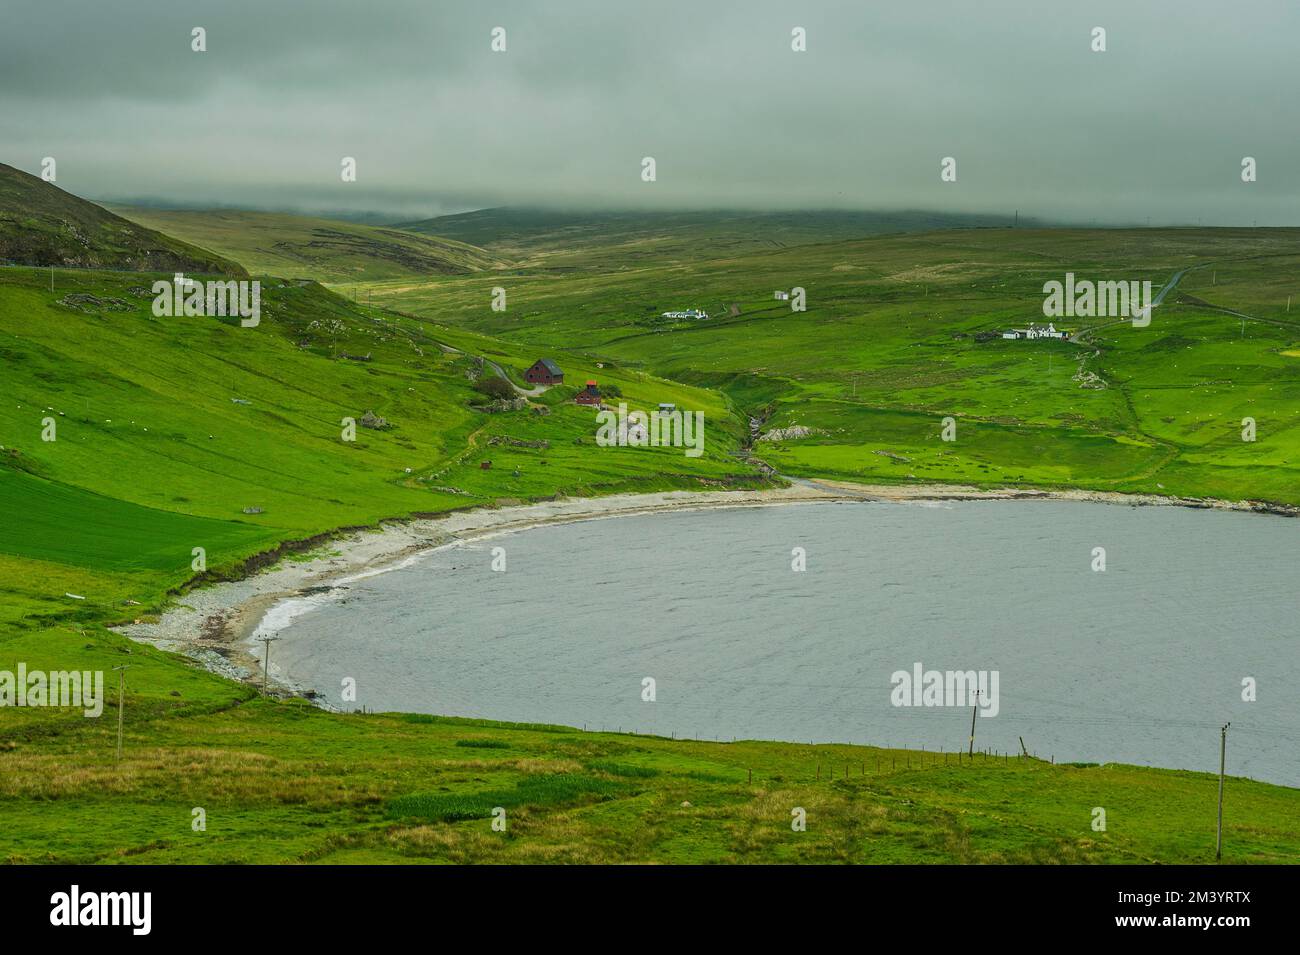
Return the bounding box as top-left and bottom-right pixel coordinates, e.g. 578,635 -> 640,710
434,342 -> 548,397
484,358 -> 549,397
1068,265 -> 1200,343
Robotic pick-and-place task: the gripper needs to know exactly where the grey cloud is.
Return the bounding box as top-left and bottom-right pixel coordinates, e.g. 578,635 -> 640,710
2,0 -> 1297,223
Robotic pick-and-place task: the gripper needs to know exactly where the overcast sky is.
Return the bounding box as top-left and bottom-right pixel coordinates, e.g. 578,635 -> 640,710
3,0 -> 1298,224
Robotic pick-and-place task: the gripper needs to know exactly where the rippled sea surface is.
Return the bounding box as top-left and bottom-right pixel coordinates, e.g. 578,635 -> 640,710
264,500 -> 1299,785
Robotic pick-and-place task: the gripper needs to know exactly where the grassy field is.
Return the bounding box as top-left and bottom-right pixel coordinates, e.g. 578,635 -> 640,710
3,643 -> 1296,864
1,180 -> 1297,863
107,206 -> 505,281
372,226 -> 1300,506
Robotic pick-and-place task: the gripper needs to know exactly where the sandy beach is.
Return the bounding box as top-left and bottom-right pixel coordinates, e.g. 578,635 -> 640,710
114,479 -> 1295,694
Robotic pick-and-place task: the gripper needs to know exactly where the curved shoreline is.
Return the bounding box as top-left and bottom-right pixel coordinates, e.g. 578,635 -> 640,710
114,479 -> 1296,694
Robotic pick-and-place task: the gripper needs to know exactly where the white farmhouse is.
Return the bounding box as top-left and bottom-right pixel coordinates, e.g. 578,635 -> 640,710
1004,322 -> 1068,340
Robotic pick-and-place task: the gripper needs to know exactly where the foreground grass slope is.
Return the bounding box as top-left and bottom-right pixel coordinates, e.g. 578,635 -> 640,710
373,227 -> 1300,506
2,636 -> 1295,864
108,205 -> 504,282
0,164 -> 243,275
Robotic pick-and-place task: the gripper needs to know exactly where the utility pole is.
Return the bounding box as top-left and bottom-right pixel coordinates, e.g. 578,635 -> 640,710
968,689 -> 980,757
1216,723 -> 1230,861
258,636 -> 280,696
112,664 -> 130,760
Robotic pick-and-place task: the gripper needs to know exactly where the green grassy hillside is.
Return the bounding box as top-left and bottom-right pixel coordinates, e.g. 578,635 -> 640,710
0,265 -> 752,631
0,164 -> 243,274
107,206 -> 504,282
394,207 -> 1032,271
372,227 -> 1300,506
1,191 -> 1297,864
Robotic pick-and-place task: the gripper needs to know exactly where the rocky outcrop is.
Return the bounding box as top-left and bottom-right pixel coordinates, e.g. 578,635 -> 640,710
873,449 -> 912,463
759,425 -> 823,442
488,436 -> 550,449
480,397 -> 528,413
55,293 -> 132,313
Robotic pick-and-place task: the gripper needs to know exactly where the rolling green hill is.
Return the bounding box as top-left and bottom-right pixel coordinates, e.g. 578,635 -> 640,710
0,164 -> 243,275
372,226 -> 1300,507
108,205 -> 504,282
394,207 -> 1034,270
0,262 -> 752,629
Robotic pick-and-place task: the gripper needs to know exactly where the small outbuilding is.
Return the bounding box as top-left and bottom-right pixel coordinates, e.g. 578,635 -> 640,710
575,381 -> 602,406
525,358 -> 564,385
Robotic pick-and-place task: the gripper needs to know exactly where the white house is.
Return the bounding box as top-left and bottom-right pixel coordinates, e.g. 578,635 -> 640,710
774,291 -> 790,301
1004,322 -> 1068,340
661,308 -> 709,320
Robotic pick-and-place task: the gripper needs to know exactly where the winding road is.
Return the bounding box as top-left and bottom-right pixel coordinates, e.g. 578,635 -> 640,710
1068,265 -> 1201,342
434,342 -> 549,396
